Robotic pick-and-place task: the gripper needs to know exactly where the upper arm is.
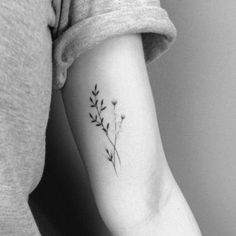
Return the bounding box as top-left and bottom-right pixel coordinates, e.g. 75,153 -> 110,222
61,34 -> 201,236
61,33 -> 167,232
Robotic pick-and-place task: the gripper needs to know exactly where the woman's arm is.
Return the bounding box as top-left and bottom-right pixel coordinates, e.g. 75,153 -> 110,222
61,33 -> 202,235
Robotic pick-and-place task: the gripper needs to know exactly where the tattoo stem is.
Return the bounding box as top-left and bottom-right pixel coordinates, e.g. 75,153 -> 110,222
94,95 -> 121,168
112,161 -> 118,176
113,108 -> 121,166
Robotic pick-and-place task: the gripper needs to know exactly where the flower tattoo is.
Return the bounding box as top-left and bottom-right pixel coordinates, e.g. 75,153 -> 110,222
89,84 -> 126,175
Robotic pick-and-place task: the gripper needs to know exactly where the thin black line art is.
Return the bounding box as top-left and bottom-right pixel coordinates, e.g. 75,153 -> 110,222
89,84 -> 125,175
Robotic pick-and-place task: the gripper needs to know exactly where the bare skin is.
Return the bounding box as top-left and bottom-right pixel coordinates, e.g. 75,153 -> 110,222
61,33 -> 202,235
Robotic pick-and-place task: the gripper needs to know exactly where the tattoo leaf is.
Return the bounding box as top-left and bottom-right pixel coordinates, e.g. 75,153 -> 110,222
95,84 -> 97,91
89,113 -> 93,119
101,106 -> 106,111
108,153 -> 113,162
106,123 -> 109,130
96,123 -> 101,126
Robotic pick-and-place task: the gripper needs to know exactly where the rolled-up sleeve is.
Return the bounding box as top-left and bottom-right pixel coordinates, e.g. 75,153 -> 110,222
52,0 -> 177,89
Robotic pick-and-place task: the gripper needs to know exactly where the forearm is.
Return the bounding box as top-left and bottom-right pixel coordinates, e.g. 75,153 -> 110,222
62,34 -> 201,235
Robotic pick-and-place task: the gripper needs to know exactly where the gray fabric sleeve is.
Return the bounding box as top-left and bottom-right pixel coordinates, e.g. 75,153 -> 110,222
52,0 -> 177,90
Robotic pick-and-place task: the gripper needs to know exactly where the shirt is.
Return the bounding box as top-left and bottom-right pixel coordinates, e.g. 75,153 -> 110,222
0,0 -> 176,234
